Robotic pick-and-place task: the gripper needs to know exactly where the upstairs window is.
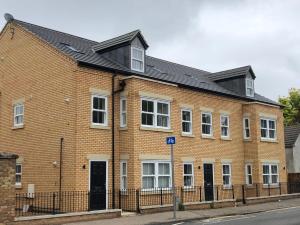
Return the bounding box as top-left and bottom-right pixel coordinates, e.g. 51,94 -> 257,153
201,112 -> 212,136
260,118 -> 276,140
120,98 -> 127,127
131,47 -> 144,72
141,98 -> 170,129
220,115 -> 230,138
14,103 -> 24,127
181,109 -> 192,134
243,117 -> 250,139
246,78 -> 254,97
92,95 -> 107,126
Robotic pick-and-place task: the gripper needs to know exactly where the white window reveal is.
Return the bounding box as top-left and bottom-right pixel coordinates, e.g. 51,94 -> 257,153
220,115 -> 230,138
263,164 -> 279,185
243,117 -> 250,139
131,47 -> 144,72
201,112 -> 213,136
120,161 -> 127,190
92,95 -> 107,126
260,118 -> 276,140
16,164 -> 22,186
183,163 -> 194,188
222,164 -> 231,188
182,109 -> 192,134
120,98 -> 127,127
246,78 -> 254,97
141,99 -> 170,129
142,161 -> 171,189
245,164 -> 253,185
14,103 -> 24,127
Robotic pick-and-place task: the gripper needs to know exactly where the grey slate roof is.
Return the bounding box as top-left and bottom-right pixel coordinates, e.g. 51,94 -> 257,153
285,124 -> 300,148
11,19 -> 279,106
206,66 -> 256,81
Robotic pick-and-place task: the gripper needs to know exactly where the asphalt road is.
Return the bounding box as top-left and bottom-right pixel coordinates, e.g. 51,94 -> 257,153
177,206 -> 300,225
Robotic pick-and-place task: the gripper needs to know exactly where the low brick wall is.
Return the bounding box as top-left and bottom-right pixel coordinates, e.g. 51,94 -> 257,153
245,193 -> 300,205
10,210 -> 121,225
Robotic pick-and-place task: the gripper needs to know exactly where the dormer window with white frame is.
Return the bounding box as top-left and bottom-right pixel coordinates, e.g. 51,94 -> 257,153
246,78 -> 254,97
131,47 -> 144,72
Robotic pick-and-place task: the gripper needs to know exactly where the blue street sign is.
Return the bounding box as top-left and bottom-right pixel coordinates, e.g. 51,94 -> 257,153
166,136 -> 176,145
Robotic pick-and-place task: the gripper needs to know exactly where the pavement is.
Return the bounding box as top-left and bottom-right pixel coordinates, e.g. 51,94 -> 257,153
65,198 -> 300,225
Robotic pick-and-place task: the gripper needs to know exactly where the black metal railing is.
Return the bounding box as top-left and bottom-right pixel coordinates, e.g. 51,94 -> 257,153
15,182 -> 300,217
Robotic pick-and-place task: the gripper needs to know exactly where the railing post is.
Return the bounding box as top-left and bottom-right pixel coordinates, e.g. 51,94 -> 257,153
88,191 -> 90,211
200,186 -> 202,202
180,187 -> 184,204
216,186 -> 219,201
242,185 -> 246,204
279,182 -> 282,195
232,185 -> 235,199
136,189 -> 140,213
256,184 -> 259,197
119,189 -> 121,209
52,193 -> 56,215
160,188 -> 163,206
268,183 -> 271,196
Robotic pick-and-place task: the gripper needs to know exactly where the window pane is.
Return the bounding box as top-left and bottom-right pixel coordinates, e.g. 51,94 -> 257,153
184,164 -> 192,175
121,99 -> 126,111
121,113 -> 127,125
271,165 -> 278,174
184,176 -> 192,187
261,129 -> 267,138
182,111 -> 191,121
132,48 -> 143,60
122,177 -> 127,189
247,165 -> 251,174
248,175 -> 253,184
202,124 -> 211,135
202,114 -> 211,124
244,119 -> 249,127
261,119 -> 267,128
157,115 -> 168,127
142,177 -> 154,189
122,163 -> 127,175
16,165 -> 21,173
158,163 -> 170,175
132,59 -> 143,71
269,130 -> 275,139
263,165 -> 269,174
269,120 -> 275,129
223,165 -> 230,174
157,102 -> 168,114
221,127 -> 228,136
16,175 -> 21,183
93,97 -> 105,110
245,129 -> 250,138
158,177 -> 170,188
142,100 -> 154,113
182,122 -> 191,133
142,113 -> 154,126
271,175 -> 278,184
93,111 -> 105,124
263,175 -> 269,184
223,175 -> 230,185
143,163 -> 155,175
221,116 -> 228,126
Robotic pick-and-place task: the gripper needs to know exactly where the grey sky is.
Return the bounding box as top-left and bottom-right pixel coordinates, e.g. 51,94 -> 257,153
0,0 -> 299,101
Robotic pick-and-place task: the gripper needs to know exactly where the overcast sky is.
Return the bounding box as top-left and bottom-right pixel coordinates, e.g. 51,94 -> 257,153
0,0 -> 299,101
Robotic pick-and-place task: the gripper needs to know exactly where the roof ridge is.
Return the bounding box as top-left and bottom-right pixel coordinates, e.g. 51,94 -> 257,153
14,19 -> 99,45
211,65 -> 251,74
94,29 -> 141,46
147,55 -> 210,74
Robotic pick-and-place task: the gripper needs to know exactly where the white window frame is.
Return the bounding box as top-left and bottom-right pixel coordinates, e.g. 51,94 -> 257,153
181,109 -> 192,135
245,164 -> 253,185
15,163 -> 22,186
120,161 -> 127,190
262,164 -> 279,186
220,114 -> 230,138
201,112 -> 213,136
141,98 -> 170,129
131,47 -> 145,72
243,117 -> 251,139
222,164 -> 232,188
246,78 -> 254,97
91,95 -> 108,126
141,161 -> 172,190
13,103 -> 24,127
120,97 -> 127,128
260,118 -> 277,140
183,162 -> 194,188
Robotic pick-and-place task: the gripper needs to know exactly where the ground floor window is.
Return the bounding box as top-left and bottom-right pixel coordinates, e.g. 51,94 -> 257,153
142,161 -> 171,189
16,164 -> 22,186
120,161 -> 127,190
245,164 -> 253,185
183,162 -> 194,187
222,164 -> 231,187
263,164 -> 279,185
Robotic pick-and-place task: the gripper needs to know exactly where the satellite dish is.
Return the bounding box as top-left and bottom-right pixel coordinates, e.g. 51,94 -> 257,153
4,13 -> 14,22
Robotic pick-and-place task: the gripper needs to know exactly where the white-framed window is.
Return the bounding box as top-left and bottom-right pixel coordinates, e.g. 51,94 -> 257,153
246,78 -> 254,97
222,164 -> 231,187
14,103 -> 24,127
201,112 -> 213,136
220,115 -> 230,138
181,109 -> 192,134
16,164 -> 22,186
120,161 -> 127,190
245,164 -> 253,185
183,163 -> 194,188
142,161 -> 171,189
131,47 -> 144,72
243,117 -> 250,139
120,97 -> 127,127
141,98 -> 170,129
263,164 -> 279,185
91,95 -> 107,126
260,118 -> 276,140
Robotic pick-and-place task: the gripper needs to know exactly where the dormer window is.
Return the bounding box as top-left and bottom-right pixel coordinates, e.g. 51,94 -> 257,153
246,78 -> 254,97
131,47 -> 144,72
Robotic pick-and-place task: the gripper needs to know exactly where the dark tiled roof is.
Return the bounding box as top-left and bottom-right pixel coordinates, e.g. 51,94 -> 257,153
285,124 -> 300,148
12,19 -> 279,106
206,66 -> 256,81
92,30 -> 149,52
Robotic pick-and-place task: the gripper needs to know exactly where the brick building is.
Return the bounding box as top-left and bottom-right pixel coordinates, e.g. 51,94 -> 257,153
0,14 -> 286,209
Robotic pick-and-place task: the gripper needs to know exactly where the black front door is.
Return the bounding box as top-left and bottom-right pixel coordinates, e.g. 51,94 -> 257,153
90,161 -> 106,210
203,163 -> 214,201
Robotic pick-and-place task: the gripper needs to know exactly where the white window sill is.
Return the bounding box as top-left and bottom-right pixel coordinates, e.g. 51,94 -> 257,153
201,135 -> 215,140
90,124 -> 110,130
245,184 -> 254,188
223,185 -> 232,190
140,126 -> 173,133
243,138 -> 252,142
140,188 -> 172,194
183,187 -> 196,192
221,137 -> 232,141
119,127 -> 128,131
263,184 -> 279,189
181,133 -> 195,138
12,125 -> 24,130
260,138 -> 278,143
15,184 -> 22,189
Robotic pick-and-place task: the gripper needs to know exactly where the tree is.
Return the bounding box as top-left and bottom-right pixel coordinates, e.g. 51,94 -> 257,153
278,88 -> 300,126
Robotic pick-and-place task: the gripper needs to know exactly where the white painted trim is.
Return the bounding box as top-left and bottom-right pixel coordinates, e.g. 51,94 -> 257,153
245,163 -> 253,185
243,101 -> 280,108
120,97 -> 127,128
222,163 -> 232,188
91,94 -> 108,127
245,78 -> 255,97
181,108 -> 193,135
201,111 -> 213,137
243,117 -> 251,139
260,117 -> 277,140
183,162 -> 194,188
88,160 -> 109,209
259,113 -> 278,119
120,160 -> 127,190
131,46 -> 145,72
220,114 -> 230,138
